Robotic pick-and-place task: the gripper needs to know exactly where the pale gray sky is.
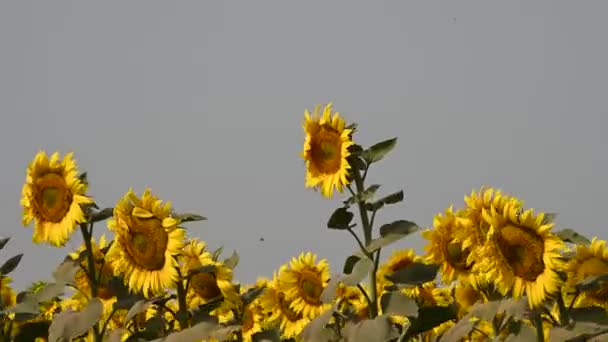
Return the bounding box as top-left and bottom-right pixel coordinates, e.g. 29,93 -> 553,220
1,1 -> 607,291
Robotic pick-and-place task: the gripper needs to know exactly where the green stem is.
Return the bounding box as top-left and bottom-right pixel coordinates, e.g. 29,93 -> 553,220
80,223 -> 101,342
352,167 -> 378,318
534,313 -> 544,342
175,267 -> 189,330
556,291 -> 570,326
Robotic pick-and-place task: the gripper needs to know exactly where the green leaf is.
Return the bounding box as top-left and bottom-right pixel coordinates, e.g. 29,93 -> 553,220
223,250 -> 239,269
549,322 -> 608,341
241,286 -> 266,306
385,262 -> 439,286
504,321 -> 537,342
78,172 -> 88,185
355,227 -> 413,258
321,258 -> 373,303
379,220 -> 419,237
555,228 -> 591,245
0,237 -> 10,250
441,319 -> 477,342
164,319 -> 218,342
347,184 -> 381,205
175,213 -> 207,223
542,212 -> 558,224
251,329 -> 281,342
343,315 -> 399,342
570,307 -> 608,325
301,303 -> 340,342
362,137 -> 398,164
327,207 -> 354,230
367,190 -> 404,211
52,259 -> 81,285
576,273 -> 608,293
0,253 -> 23,275
347,155 -> 367,171
48,298 -> 103,341
380,291 -> 419,317
212,246 -> 224,261
188,265 -> 217,278
343,255 -> 361,274
91,207 -> 114,222
404,305 -> 458,337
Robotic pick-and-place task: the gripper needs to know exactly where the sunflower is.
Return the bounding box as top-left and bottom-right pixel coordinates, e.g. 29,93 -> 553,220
301,102 -> 354,198
336,283 -> 368,319
0,276 -> 16,309
454,281 -> 483,318
259,267 -> 310,339
476,201 -> 564,308
238,283 -> 265,342
422,207 -> 479,286
106,188 -> 185,297
21,151 -> 94,246
564,238 -> 608,309
180,239 -> 241,313
279,252 -> 331,320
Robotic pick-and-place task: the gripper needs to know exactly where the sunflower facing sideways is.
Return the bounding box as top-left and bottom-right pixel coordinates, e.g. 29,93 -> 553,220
21,151 -> 94,246
106,188 -> 185,297
475,200 -> 565,308
301,102 -> 354,198
564,238 -> 608,309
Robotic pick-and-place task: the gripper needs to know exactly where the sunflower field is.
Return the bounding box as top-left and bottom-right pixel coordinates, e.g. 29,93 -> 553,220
2,102 -> 608,342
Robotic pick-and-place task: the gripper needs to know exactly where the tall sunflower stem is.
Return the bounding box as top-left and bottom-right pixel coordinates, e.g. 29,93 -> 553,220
80,222 -> 102,342
352,167 -> 378,318
556,291 -> 570,325
534,313 -> 544,342
175,267 -> 190,330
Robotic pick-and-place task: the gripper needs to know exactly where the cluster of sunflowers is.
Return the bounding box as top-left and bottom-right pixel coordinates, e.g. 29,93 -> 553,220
0,103 -> 607,342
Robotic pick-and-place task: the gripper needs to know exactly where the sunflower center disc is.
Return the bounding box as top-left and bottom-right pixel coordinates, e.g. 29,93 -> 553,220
300,271 -> 323,304
36,173 -> 72,222
310,126 -> 342,174
499,224 -> 545,281
124,217 -> 168,271
192,272 -> 222,300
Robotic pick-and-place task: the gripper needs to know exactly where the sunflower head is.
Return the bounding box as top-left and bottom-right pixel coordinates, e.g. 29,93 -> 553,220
564,238 -> 608,308
301,102 -> 354,198
0,277 -> 16,309
377,248 -> 423,298
279,252 -> 331,320
422,207 -> 478,285
21,151 -> 94,246
70,235 -> 116,300
259,269 -> 310,339
106,188 -> 185,297
463,187 -> 523,239
476,201 -> 565,308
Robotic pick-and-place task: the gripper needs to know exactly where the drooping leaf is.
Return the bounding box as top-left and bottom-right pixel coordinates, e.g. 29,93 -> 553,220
321,258 -> 373,303
327,207 -> 354,230
570,307 -> 608,325
0,253 -> 23,275
379,220 -> 419,237
241,286 -> 266,306
367,190 -> 404,211
555,228 -> 591,245
301,303 -> 340,342
175,213 -> 207,223
356,229 -> 412,258
576,273 -> 608,292
441,319 -> 477,342
404,305 -> 458,338
362,137 -> 398,164
347,185 -> 381,205
385,262 -> 439,285
343,315 -> 399,342
252,329 -> 281,342
380,291 -> 418,317
48,298 -> 103,342
348,155 -> 367,171
504,321 -> 537,342
343,255 -> 361,274
223,250 -> 239,269
0,237 -> 10,250
91,207 -> 114,222
212,246 -> 224,261
52,259 -> 81,285
125,296 -> 166,324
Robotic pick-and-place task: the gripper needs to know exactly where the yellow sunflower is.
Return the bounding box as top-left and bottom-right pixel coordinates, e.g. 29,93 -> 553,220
0,276 -> 16,309
279,252 -> 331,320
564,238 -> 608,309
106,188 -> 185,297
238,283 -> 264,342
476,201 -> 564,308
259,268 -> 310,339
21,151 -> 94,246
336,283 -> 368,319
180,239 -> 241,312
422,207 -> 479,286
454,281 -> 484,318
301,102 -> 354,198
69,235 -> 116,301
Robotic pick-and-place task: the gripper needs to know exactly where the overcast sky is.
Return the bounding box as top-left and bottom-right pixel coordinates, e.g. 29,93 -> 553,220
1,1 -> 607,291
